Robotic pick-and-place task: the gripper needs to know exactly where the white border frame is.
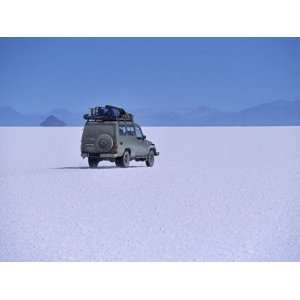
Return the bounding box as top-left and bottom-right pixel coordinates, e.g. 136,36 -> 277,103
1,263 -> 300,300
1,0 -> 300,299
0,0 -> 300,36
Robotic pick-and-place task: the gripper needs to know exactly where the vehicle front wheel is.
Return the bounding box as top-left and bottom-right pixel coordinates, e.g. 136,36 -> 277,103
115,150 -> 130,168
115,158 -> 122,167
88,157 -> 99,168
146,150 -> 155,167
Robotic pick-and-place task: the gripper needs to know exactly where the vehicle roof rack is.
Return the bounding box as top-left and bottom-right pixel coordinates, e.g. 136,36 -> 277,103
83,105 -> 134,122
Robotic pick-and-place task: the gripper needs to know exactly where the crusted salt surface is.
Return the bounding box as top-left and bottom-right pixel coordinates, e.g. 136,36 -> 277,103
0,127 -> 299,261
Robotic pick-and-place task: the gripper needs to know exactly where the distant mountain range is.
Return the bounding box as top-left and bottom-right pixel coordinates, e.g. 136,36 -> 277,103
1,100 -> 300,126
0,107 -> 83,126
40,115 -> 66,126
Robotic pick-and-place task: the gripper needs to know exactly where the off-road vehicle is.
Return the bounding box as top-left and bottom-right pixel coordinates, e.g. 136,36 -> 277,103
81,105 -> 159,168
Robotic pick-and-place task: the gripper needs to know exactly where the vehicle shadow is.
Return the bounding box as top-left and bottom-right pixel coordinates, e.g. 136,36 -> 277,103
53,165 -> 146,170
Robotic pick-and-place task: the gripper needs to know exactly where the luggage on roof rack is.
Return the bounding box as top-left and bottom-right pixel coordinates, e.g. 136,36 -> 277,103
83,105 -> 134,122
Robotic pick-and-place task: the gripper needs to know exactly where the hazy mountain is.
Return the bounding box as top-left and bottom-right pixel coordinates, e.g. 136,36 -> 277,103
0,106 -> 21,125
235,100 -> 300,125
1,100 -> 300,126
132,106 -> 224,126
137,100 -> 300,126
40,115 -> 66,127
48,108 -> 83,126
0,106 -> 44,126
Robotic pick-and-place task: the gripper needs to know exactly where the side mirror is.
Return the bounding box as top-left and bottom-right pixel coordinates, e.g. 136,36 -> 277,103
137,135 -> 146,140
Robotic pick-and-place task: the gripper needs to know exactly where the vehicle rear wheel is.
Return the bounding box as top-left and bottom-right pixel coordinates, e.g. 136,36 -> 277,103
116,150 -> 130,168
88,157 -> 99,168
146,150 -> 155,167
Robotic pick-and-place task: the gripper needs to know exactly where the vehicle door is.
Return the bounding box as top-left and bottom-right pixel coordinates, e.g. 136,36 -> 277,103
118,122 -> 127,154
134,124 -> 148,157
125,123 -> 139,157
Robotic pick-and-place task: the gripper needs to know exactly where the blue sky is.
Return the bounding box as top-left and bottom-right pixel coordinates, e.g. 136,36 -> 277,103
0,38 -> 299,113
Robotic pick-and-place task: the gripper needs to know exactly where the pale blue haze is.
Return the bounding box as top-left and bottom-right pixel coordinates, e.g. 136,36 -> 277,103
0,38 -> 299,114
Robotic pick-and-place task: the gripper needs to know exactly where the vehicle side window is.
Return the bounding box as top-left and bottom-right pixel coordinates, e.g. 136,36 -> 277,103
119,125 -> 126,136
126,125 -> 135,136
135,125 -> 143,138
